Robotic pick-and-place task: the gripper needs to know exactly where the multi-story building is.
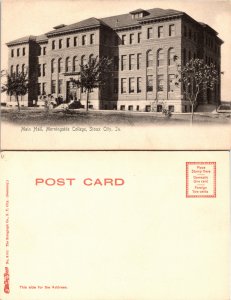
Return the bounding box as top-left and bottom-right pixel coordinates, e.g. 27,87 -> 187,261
6,7 -> 223,112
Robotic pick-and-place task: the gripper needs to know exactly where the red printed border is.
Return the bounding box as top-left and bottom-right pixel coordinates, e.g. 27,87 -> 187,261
186,162 -> 216,198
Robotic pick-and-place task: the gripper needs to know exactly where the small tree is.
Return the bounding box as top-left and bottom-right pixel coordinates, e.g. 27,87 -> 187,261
173,57 -> 219,124
2,71 -> 28,111
70,56 -> 112,111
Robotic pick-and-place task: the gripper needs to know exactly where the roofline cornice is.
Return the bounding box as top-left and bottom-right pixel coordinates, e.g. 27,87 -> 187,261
6,40 -> 34,47
46,24 -> 105,37
115,25 -> 141,32
138,13 -> 184,25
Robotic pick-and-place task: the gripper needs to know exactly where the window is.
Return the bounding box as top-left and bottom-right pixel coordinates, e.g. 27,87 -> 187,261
129,54 -> 135,70
114,56 -> 118,71
73,56 -> 78,71
157,75 -> 164,91
23,47 -> 26,56
138,32 -> 142,43
122,35 -> 126,45
157,105 -> 163,112
82,35 -> 86,45
120,105 -> 125,111
59,39 -> 63,49
90,34 -> 95,44
137,53 -> 141,70
137,77 -> 141,93
129,77 -> 135,93
147,27 -> 153,39
130,34 -> 134,44
58,79 -> 63,94
11,49 -> 14,57
17,48 -> 20,56
74,36 -> 78,47
113,78 -> 118,93
43,47 -> 46,55
136,105 -> 140,111
128,105 -> 133,111
147,75 -> 153,92
38,83 -> 41,95
89,54 -> 94,63
66,57 -> 71,72
147,50 -> 153,67
58,58 -> 63,73
51,59 -> 56,73
168,74 -> 175,92
52,40 -> 55,50
10,65 -> 13,75
51,80 -> 56,94
168,48 -> 175,65
66,38 -> 70,48
43,64 -> 46,76
157,49 -> 164,67
169,24 -> 175,36
168,105 -> 174,112
42,83 -> 47,95
38,47 -> 41,56
121,55 -> 126,70
16,65 -> 19,74
38,64 -> 41,77
22,64 -> 25,74
146,105 -> 151,112
158,26 -> 164,38
81,55 -> 87,65
121,78 -> 126,93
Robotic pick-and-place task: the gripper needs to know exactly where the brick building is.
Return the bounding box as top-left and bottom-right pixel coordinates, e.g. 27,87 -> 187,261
6,7 -> 223,112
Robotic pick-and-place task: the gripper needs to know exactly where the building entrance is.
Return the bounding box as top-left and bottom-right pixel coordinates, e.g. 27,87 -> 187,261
66,81 -> 78,102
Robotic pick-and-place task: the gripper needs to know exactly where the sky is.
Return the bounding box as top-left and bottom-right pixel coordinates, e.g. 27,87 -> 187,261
1,0 -> 231,100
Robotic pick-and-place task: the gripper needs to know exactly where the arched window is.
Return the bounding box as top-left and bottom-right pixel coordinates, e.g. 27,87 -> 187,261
89,54 -> 94,64
51,59 -> 56,73
168,48 -> 175,65
58,58 -> 63,73
146,50 -> 153,67
22,64 -> 25,74
157,49 -> 164,67
73,56 -> 78,71
66,57 -> 71,72
16,64 -> 19,74
81,55 -> 87,66
10,65 -> 13,75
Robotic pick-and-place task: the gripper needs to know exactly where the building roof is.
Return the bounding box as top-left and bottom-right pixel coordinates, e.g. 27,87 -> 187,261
46,17 -> 105,36
36,34 -> 48,43
101,8 -> 183,29
6,7 -> 221,46
6,35 -> 36,46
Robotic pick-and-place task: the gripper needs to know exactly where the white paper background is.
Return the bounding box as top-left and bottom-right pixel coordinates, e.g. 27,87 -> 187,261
0,151 -> 229,300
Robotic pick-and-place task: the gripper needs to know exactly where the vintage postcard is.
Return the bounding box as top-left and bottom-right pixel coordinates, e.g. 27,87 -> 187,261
1,0 -> 231,150
0,151 -> 230,300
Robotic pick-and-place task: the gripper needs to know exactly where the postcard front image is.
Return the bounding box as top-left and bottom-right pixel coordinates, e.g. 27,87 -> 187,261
1,0 -> 231,150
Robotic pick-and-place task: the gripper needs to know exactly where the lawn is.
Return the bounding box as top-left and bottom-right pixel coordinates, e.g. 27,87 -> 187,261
1,107 -> 230,126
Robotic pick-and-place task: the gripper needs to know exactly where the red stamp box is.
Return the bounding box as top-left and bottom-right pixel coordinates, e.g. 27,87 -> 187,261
186,162 -> 216,198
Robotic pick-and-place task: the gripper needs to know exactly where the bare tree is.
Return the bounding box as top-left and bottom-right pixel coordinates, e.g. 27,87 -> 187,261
70,56 -> 112,111
1,71 -> 28,111
173,57 -> 220,124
